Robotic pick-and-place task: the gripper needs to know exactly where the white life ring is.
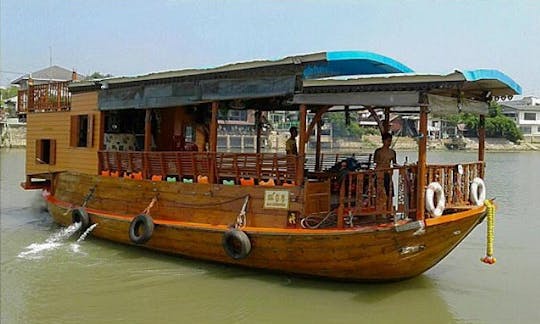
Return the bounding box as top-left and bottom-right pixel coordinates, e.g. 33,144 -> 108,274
470,177 -> 486,206
426,182 -> 445,217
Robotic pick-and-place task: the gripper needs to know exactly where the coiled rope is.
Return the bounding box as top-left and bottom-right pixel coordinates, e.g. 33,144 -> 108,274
301,211 -> 337,229
481,199 -> 496,264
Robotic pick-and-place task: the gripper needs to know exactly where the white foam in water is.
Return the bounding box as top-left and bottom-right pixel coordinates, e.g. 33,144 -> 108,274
70,223 -> 98,254
76,223 -> 97,243
18,222 -> 82,259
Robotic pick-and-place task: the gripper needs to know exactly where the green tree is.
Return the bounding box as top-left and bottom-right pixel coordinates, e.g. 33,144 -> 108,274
448,101 -> 522,143
0,86 -> 18,99
86,72 -> 113,79
327,111 -> 367,138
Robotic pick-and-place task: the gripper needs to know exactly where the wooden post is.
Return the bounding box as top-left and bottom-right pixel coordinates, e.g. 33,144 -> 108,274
209,102 -> 219,183
209,102 -> 218,153
255,111 -> 262,154
296,104 -> 307,185
478,114 -> 486,178
315,119 -> 322,171
144,109 -> 152,152
416,104 -> 428,221
305,106 -> 329,172
28,77 -> 34,112
383,107 -> 390,134
478,114 -> 486,161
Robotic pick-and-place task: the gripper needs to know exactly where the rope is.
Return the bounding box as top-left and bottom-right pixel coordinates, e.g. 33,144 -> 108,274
301,211 -> 337,229
234,196 -> 250,229
481,199 -> 496,264
63,185 -> 96,216
141,196 -> 158,215
160,194 -> 249,209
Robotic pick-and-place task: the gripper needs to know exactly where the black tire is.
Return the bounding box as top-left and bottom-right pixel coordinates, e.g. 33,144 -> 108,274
129,214 -> 154,244
222,229 -> 251,260
72,207 -> 90,231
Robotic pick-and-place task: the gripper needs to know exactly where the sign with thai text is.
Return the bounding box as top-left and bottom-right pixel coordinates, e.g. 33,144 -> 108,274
264,190 -> 290,209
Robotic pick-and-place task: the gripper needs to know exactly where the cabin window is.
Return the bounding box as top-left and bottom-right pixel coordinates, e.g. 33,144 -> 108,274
524,112 -> 536,121
35,139 -> 56,165
70,114 -> 93,147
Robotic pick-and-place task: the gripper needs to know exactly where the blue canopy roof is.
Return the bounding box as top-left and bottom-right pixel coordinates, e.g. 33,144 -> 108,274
303,51 -> 414,79
461,69 -> 522,95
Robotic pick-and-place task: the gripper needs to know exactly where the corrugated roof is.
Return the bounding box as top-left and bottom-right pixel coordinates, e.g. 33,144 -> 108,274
302,70 -> 521,97
70,50 -> 413,90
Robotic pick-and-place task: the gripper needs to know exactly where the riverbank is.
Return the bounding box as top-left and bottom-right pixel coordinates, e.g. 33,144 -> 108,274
352,135 -> 539,152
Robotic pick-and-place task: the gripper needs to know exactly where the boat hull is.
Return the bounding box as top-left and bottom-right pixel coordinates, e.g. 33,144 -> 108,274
45,172 -> 486,281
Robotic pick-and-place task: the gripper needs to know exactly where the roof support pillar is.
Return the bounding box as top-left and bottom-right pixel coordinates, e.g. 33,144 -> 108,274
144,109 -> 152,152
209,101 -> 219,183
315,119 -> 322,171
383,107 -> 390,134
296,104 -> 307,185
478,114 -> 486,177
416,102 -> 428,221
255,111 -> 262,154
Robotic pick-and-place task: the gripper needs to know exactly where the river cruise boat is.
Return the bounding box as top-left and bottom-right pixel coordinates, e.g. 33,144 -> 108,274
20,51 -> 520,281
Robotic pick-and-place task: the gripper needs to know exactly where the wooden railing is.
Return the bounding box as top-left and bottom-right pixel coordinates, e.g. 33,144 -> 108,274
426,162 -> 484,207
98,151 -> 298,185
335,165 -> 418,222
304,153 -> 372,172
334,161 -> 483,223
17,81 -> 71,113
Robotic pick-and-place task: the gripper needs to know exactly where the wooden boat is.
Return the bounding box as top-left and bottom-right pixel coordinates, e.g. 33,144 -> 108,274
444,136 -> 467,150
20,51 -> 520,281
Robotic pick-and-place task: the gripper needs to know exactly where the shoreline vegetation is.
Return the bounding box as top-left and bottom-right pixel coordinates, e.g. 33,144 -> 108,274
355,135 -> 539,152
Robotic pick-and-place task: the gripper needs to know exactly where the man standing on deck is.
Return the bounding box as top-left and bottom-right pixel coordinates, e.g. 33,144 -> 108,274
374,132 -> 397,169
286,126 -> 298,155
374,132 -> 397,205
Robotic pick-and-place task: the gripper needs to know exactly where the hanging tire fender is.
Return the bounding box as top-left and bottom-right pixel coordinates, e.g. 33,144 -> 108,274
222,228 -> 252,260
470,177 -> 486,206
72,207 -> 90,230
129,214 -> 154,245
425,182 -> 445,217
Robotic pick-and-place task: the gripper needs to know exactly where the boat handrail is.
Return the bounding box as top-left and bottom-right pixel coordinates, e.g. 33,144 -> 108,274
97,150 -> 299,185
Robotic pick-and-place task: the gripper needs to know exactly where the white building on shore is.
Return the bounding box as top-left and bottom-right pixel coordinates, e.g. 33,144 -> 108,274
501,96 -> 540,143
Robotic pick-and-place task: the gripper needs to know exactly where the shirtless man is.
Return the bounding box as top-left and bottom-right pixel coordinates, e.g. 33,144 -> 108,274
374,132 -> 396,169
286,127 -> 298,155
374,132 -> 397,199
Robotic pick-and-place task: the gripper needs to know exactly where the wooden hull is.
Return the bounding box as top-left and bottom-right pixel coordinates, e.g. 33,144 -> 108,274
46,172 -> 486,282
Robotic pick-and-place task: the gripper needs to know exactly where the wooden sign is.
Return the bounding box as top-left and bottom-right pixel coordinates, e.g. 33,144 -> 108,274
263,190 -> 289,209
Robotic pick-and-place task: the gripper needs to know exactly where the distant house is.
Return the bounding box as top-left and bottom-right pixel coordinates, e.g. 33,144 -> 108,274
11,66 -> 85,121
500,96 -> 540,142
11,65 -> 84,88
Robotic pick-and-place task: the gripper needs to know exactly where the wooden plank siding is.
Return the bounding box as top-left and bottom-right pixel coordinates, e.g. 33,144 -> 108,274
26,91 -> 101,177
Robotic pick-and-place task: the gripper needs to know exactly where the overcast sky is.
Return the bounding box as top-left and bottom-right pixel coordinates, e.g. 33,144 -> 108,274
1,0 -> 539,96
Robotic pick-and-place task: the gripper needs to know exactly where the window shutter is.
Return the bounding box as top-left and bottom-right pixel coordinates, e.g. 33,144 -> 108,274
70,115 -> 79,147
35,140 -> 43,164
86,114 -> 94,147
49,140 -> 56,165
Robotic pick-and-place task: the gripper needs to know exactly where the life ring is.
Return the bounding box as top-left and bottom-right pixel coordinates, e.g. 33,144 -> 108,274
222,229 -> 251,260
425,182 -> 445,217
129,214 -> 154,244
72,207 -> 90,230
470,177 -> 486,206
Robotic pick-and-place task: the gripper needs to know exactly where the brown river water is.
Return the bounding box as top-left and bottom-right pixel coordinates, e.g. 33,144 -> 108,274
1,148 -> 539,323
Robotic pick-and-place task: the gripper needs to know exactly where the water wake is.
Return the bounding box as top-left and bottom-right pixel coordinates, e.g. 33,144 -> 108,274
71,224 -> 98,253
18,222 -> 82,259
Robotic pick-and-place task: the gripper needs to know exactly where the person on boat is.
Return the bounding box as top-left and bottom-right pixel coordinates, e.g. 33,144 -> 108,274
374,132 -> 397,197
286,126 -> 298,155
